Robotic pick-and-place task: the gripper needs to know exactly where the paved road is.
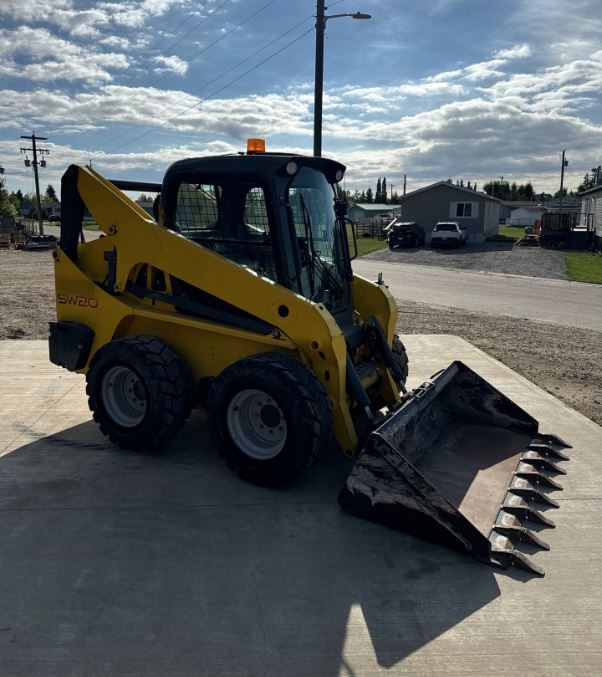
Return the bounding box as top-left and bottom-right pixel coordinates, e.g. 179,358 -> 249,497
44,224 -> 102,241
354,259 -> 602,332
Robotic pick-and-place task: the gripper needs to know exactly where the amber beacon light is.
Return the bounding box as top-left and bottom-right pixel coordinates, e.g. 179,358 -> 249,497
247,138 -> 266,153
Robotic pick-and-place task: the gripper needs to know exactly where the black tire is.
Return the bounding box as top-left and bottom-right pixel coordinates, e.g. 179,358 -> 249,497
207,352 -> 332,487
388,242 -> 395,250
86,335 -> 191,450
392,334 -> 409,384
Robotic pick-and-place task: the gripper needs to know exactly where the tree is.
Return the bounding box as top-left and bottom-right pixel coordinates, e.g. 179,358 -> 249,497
381,177 -> 387,203
359,190 -> 366,202
365,187 -> 374,203
0,178 -> 17,216
45,184 -> 58,202
578,172 -> 596,192
375,178 -> 382,203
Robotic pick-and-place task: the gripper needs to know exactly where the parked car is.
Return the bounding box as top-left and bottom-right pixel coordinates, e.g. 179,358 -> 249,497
431,222 -> 466,248
47,214 -> 61,222
387,221 -> 425,248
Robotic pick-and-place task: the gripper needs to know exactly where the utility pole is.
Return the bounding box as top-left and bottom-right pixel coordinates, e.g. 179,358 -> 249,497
314,0 -> 325,157
559,149 -> 568,211
313,2 -> 370,157
20,132 -> 49,236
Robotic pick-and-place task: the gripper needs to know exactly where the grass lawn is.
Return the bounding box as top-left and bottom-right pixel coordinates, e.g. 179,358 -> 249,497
564,252 -> 602,284
487,225 -> 525,242
354,236 -> 387,257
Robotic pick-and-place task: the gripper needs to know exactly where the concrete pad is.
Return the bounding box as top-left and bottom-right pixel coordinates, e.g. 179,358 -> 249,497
0,338 -> 600,676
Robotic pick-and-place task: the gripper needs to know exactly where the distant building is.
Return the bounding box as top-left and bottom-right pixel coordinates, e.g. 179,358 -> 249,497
347,203 -> 400,223
395,181 -> 500,243
544,197 -> 581,212
136,197 -> 155,217
579,184 -> 602,249
501,201 -> 545,226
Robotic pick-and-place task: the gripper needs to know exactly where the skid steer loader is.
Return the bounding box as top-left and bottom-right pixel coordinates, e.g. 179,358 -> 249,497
49,141 -> 569,576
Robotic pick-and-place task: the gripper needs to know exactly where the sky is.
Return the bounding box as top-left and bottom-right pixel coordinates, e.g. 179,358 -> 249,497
1,0 -> 601,198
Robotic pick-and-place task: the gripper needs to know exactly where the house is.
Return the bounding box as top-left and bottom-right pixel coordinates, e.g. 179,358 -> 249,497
43,202 -> 61,218
395,181 -> 500,243
579,184 -> 602,249
544,197 -> 581,212
501,201 -> 545,226
136,197 -> 155,217
347,203 -> 400,223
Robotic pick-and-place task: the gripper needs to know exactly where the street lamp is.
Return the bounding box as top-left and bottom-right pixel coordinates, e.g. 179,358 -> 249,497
313,1 -> 371,157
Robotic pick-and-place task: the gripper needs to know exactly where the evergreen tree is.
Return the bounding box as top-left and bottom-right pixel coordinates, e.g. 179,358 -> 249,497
366,187 -> 374,203
375,178 -> 382,203
467,181 -> 472,190
360,190 -> 366,202
382,177 -> 387,203
578,172 -> 596,192
45,184 -> 58,202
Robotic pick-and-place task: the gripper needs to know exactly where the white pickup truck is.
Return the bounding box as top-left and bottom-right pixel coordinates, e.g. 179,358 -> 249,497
430,221 -> 467,248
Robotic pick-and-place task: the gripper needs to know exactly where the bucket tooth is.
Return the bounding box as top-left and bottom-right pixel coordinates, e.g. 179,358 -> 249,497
533,433 -> 572,449
527,442 -> 570,462
509,477 -> 560,508
516,462 -> 564,490
489,532 -> 545,576
521,451 -> 567,475
503,495 -> 556,527
494,524 -> 551,550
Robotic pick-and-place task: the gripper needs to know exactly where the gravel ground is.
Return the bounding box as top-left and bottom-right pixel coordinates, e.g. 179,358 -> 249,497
0,249 -> 55,339
397,300 -> 602,425
364,241 -> 567,279
1,248 -> 600,424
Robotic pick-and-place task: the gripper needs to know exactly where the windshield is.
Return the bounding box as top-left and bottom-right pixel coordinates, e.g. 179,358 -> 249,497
435,223 -> 457,231
287,167 -> 348,313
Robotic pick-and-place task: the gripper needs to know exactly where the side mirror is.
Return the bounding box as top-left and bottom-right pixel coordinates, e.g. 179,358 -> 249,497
346,217 -> 358,260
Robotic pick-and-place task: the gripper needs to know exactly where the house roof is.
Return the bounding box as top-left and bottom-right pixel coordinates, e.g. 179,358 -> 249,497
349,203 -> 398,211
502,201 -> 544,209
397,181 -> 501,203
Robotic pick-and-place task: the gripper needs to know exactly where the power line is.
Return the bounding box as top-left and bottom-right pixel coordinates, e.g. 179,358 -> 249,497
150,0 -> 232,61
145,0 -> 223,54
99,14 -> 313,152
57,0 -> 232,144
147,0 -> 280,90
106,26 -> 313,154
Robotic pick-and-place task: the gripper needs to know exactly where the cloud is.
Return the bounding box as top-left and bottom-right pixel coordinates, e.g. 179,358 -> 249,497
153,55 -> 189,75
0,0 -> 193,33
0,26 -> 129,82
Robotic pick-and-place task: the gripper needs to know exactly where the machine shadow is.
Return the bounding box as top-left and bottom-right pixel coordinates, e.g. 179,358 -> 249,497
0,415 -> 506,675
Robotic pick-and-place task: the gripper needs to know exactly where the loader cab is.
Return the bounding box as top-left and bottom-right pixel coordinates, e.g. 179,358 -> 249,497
160,153 -> 353,319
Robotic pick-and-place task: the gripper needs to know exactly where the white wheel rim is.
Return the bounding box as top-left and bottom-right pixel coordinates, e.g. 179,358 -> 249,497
226,388 -> 287,460
101,365 -> 147,428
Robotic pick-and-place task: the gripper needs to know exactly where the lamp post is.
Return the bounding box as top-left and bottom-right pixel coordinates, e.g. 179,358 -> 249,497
313,1 -> 370,157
